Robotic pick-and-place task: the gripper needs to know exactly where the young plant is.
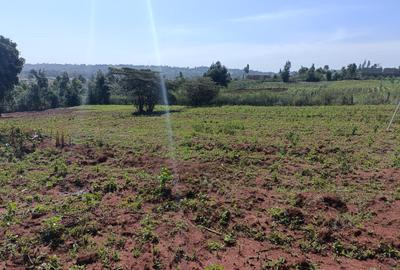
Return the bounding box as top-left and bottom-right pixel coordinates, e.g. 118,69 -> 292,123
157,167 -> 173,197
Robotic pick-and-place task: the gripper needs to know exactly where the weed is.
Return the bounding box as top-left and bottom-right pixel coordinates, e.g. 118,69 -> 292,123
268,207 -> 304,229
268,231 -> 294,246
139,215 -> 158,244
207,240 -> 224,252
219,210 -> 231,227
286,131 -> 300,147
40,216 -> 65,247
2,201 -> 17,225
131,247 -> 141,258
39,255 -> 61,270
82,193 -> 101,208
204,265 -> 225,270
53,159 -> 68,177
223,233 -> 236,246
262,257 -> 287,270
157,167 -> 173,197
31,204 -> 48,218
103,178 -> 118,193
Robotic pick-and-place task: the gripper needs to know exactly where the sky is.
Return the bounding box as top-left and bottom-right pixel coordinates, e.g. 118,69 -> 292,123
1,0 -> 400,71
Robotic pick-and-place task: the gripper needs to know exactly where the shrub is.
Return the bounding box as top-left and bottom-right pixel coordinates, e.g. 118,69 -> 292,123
40,216 -> 65,247
103,179 -> 118,193
182,77 -> 219,106
157,167 -> 173,197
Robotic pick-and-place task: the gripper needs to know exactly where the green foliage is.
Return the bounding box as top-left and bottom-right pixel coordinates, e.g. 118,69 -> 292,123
103,178 -> 118,193
204,264 -> 225,270
223,233 -> 236,246
281,61 -> 291,83
204,61 -> 231,87
40,216 -> 65,247
111,68 -> 160,114
216,79 -> 399,106
157,167 -> 173,197
219,210 -> 231,227
262,257 -> 287,270
182,77 -> 219,106
269,207 -> 304,229
286,131 -> 300,147
306,64 -> 321,82
268,231 -> 294,246
2,202 -> 17,225
40,255 -> 62,270
53,159 -> 68,177
88,71 -> 111,105
0,35 -> 25,115
207,240 -> 224,251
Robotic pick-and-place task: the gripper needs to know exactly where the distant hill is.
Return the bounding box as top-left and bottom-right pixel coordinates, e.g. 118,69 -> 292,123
22,64 -> 273,80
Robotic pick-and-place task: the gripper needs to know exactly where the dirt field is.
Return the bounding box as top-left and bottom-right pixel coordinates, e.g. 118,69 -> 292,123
0,105 -> 399,269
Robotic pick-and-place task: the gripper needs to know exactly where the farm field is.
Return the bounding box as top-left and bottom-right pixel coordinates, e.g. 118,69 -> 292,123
1,104 -> 400,269
217,80 -> 400,106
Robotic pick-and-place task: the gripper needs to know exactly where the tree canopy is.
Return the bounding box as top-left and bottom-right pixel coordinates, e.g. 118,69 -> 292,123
88,71 -> 111,105
111,68 -> 160,114
0,35 -> 25,114
280,61 -> 291,83
204,61 -> 231,87
183,77 -> 219,106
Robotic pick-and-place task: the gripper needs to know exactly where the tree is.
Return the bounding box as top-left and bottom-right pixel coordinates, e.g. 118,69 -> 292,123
64,78 -> 82,107
326,70 -> 332,81
281,61 -> 291,83
346,63 -> 358,80
111,68 -> 160,114
27,70 -> 47,110
204,61 -> 231,87
0,35 -> 25,115
53,72 -> 70,106
87,71 -> 110,104
243,64 -> 250,79
183,77 -> 219,106
306,64 -> 320,82
298,66 -> 308,81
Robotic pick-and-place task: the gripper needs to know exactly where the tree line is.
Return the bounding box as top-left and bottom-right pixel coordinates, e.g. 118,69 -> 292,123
1,34 -> 400,115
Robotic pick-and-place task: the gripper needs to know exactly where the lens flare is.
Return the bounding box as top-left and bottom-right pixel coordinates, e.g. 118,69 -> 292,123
146,0 -> 178,178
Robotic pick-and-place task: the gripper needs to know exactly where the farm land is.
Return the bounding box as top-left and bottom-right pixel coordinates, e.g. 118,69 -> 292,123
0,104 -> 400,269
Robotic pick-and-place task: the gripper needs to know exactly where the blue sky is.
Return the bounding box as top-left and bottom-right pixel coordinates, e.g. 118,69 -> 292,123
1,0 -> 400,71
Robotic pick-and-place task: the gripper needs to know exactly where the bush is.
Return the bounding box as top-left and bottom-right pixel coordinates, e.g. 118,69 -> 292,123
182,77 -> 219,106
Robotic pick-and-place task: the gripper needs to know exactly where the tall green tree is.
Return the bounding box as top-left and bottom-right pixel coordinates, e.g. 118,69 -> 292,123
306,64 -> 320,82
64,78 -> 82,107
0,35 -> 25,115
111,68 -> 160,114
88,71 -> 111,104
204,61 -> 231,87
346,63 -> 358,79
243,64 -> 250,79
52,72 -> 70,106
281,61 -> 291,83
28,70 -> 47,110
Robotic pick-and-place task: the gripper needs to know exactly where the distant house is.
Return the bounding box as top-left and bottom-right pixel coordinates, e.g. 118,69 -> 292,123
361,67 -> 383,76
383,68 -> 400,76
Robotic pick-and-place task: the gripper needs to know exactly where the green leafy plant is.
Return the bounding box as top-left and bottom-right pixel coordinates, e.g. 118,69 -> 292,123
40,216 -> 65,247
157,167 -> 173,197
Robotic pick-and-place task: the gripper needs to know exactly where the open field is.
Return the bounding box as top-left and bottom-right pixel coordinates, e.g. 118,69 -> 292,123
217,80 -> 400,106
1,105 -> 400,269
